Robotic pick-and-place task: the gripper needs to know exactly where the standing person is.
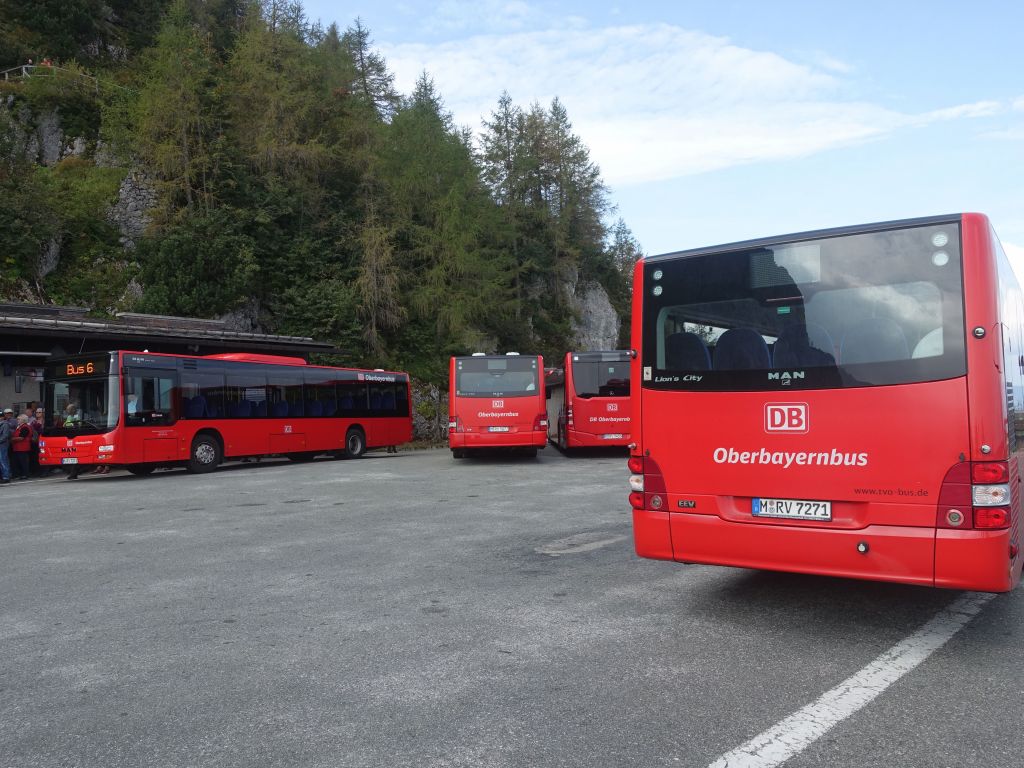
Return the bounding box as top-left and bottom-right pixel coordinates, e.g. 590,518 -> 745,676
0,408 -> 13,484
32,406 -> 48,476
26,406 -> 42,476
10,415 -> 32,480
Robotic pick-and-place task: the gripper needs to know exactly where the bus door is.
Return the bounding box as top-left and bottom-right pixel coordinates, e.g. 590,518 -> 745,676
123,361 -> 179,462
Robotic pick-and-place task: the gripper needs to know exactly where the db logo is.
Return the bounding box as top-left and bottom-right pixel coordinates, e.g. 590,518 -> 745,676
765,403 -> 808,433
492,400 -> 504,408
607,403 -> 619,412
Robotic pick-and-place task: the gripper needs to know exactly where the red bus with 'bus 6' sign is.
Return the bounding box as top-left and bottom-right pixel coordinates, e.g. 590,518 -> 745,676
629,213 -> 1023,592
546,351 -> 632,450
448,353 -> 547,458
39,350 -> 412,475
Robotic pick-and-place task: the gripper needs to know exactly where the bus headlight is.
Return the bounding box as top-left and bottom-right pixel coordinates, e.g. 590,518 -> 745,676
98,445 -> 115,453
972,484 -> 1009,506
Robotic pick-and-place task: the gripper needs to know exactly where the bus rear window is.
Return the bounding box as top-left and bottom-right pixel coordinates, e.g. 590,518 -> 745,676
572,358 -> 631,398
455,357 -> 539,398
642,222 -> 966,391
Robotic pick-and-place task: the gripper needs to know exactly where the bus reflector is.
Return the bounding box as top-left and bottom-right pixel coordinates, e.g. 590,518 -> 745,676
974,506 -> 1010,529
972,461 -> 1009,483
945,509 -> 966,527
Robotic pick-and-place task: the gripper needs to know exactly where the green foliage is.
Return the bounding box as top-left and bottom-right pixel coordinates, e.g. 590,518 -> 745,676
135,209 -> 259,317
1,0 -> 640,384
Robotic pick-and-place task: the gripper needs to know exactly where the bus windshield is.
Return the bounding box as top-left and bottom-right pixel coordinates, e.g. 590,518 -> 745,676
642,221 -> 966,391
455,356 -> 539,398
572,354 -> 631,398
42,354 -> 119,435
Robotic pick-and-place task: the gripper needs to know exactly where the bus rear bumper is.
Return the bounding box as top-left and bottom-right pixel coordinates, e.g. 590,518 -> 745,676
935,529 -> 1020,592
449,432 -> 547,449
569,431 -> 632,448
648,512 -> 941,587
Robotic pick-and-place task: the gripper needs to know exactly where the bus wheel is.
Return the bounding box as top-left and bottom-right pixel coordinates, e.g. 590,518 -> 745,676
188,434 -> 221,473
558,425 -> 568,451
524,448 -> 538,458
344,427 -> 366,459
127,465 -> 155,476
452,449 -> 465,459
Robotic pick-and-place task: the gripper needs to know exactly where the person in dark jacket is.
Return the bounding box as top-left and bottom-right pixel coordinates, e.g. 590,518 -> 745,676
0,408 -> 12,483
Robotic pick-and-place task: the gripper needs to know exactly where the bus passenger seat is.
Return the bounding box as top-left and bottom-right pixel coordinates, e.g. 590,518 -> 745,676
184,395 -> 207,419
323,399 -> 338,417
271,401 -> 289,418
912,328 -> 943,359
665,332 -> 711,370
712,328 -> 771,370
773,323 -> 836,368
840,317 -> 909,364
307,400 -> 323,417
254,401 -> 267,418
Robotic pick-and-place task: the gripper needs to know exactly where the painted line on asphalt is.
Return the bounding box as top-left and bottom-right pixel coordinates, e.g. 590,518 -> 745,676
708,591 -> 996,768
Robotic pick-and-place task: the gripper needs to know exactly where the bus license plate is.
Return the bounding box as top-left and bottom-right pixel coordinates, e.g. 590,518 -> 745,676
488,426 -> 510,432
752,497 -> 831,521
61,458 -> 79,465
603,433 -> 624,440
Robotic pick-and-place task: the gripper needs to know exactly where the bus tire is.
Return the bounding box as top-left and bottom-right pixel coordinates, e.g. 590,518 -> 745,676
524,448 -> 538,458
127,464 -> 155,476
344,427 -> 366,459
452,449 -> 465,459
558,424 -> 568,452
187,434 -> 221,473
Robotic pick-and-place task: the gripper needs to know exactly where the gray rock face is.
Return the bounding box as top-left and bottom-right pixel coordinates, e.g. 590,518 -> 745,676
411,380 -> 448,442
218,298 -> 263,333
35,110 -> 63,166
108,171 -> 157,249
571,280 -> 620,351
37,237 -> 61,277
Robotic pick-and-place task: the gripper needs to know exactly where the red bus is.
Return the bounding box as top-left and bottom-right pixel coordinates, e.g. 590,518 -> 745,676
546,351 -> 632,450
630,213 -> 1023,592
39,350 -> 412,475
448,353 -> 547,458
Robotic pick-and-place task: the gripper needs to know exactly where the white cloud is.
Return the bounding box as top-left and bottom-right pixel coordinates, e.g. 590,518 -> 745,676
380,23 -> 1009,186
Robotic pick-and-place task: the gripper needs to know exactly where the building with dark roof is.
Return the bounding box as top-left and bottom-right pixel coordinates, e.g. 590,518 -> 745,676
0,303 -> 335,410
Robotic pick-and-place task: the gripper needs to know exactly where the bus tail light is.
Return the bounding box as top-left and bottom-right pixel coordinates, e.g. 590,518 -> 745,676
448,416 -> 462,433
974,506 -> 1010,529
627,455 -> 666,510
972,462 -> 1009,483
534,414 -> 547,431
938,461 -> 1015,531
972,484 -> 1010,506
567,406 -> 574,427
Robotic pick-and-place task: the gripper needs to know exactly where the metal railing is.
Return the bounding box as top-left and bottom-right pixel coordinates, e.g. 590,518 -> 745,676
1,64 -> 132,93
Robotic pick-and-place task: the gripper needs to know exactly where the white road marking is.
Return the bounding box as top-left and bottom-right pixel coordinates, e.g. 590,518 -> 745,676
708,591 -> 996,768
536,532 -> 627,556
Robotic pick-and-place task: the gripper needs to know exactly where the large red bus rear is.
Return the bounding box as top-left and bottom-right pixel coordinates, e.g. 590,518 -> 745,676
39,351 -> 412,475
448,354 -> 547,458
547,351 -> 632,450
630,213 -> 1023,592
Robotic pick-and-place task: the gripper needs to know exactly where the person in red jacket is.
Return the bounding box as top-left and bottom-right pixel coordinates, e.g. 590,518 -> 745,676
10,414 -> 33,480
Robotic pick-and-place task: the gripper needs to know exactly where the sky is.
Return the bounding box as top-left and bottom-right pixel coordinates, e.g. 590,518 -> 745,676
303,0 -> 1024,272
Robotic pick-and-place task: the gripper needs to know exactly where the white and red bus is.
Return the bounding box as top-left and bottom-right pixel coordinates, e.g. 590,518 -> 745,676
448,353 -> 547,458
546,351 -> 632,450
39,351 -> 412,475
630,213 -> 1023,592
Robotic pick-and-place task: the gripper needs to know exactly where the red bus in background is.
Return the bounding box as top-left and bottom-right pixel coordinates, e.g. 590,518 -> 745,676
40,351 -> 412,475
630,213 -> 1023,592
448,353 -> 547,458
546,351 -> 632,450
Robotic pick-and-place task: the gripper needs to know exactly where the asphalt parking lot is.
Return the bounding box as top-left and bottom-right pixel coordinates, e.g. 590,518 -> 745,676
2,447 -> 1021,768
